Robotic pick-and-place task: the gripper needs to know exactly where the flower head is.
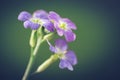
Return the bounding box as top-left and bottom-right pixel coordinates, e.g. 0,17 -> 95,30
49,11 -> 77,42
47,39 -> 77,71
18,10 -> 54,31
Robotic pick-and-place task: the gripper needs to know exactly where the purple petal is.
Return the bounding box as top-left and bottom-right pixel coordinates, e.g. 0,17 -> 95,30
47,40 -> 57,53
18,11 -> 32,21
49,45 -> 57,53
55,39 -> 68,51
24,20 -> 40,30
30,23 -> 40,30
59,59 -> 73,71
33,10 -> 48,19
65,50 -> 77,65
63,18 -> 77,30
54,22 -> 64,36
49,11 -> 61,22
64,30 -> 76,42
42,19 -> 54,32
56,28 -> 64,36
23,20 -> 31,29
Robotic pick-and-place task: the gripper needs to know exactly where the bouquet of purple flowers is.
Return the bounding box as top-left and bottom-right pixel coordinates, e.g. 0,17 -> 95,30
18,9 -> 77,80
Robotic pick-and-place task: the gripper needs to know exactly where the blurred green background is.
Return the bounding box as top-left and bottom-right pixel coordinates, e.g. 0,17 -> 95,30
0,0 -> 120,80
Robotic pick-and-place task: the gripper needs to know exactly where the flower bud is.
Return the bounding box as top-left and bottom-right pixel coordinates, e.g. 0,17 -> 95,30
35,54 -> 58,73
29,30 -> 37,47
43,33 -> 54,40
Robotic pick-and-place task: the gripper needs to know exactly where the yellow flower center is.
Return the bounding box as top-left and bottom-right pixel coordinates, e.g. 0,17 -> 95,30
58,52 -> 66,59
59,23 -> 67,30
30,18 -> 42,24
51,20 -> 54,23
56,48 -> 67,59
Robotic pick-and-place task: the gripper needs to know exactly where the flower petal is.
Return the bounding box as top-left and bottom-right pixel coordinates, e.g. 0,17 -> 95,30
55,39 -> 68,51
30,23 -> 40,30
42,19 -> 54,32
49,11 -> 61,22
23,20 -> 31,29
49,45 -> 57,53
56,28 -> 64,36
54,22 -> 64,36
24,20 -> 40,30
47,40 -> 57,53
33,10 -> 48,19
59,59 -> 73,71
63,18 -> 77,30
65,50 -> 77,65
18,11 -> 32,21
64,30 -> 76,42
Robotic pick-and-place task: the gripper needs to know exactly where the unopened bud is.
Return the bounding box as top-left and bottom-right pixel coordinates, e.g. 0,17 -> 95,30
43,33 -> 54,40
35,54 -> 58,73
29,30 -> 36,47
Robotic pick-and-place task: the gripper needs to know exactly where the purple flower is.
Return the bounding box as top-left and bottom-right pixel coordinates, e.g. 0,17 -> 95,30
49,11 -> 77,42
47,39 -> 77,71
18,10 -> 54,31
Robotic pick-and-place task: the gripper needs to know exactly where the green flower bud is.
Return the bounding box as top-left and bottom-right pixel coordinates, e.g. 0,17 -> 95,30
35,54 -> 58,73
29,30 -> 37,47
43,33 -> 54,41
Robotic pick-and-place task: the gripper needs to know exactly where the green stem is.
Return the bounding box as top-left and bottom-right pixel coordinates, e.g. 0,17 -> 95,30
22,36 -> 43,80
33,36 -> 42,56
22,48 -> 35,80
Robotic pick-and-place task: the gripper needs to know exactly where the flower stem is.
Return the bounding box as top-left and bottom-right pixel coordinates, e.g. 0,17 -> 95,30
22,36 -> 43,80
33,36 -> 42,56
22,48 -> 35,80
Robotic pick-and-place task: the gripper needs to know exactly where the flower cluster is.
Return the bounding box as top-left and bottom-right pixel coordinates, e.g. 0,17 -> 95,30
18,10 -> 54,31
18,9 -> 77,74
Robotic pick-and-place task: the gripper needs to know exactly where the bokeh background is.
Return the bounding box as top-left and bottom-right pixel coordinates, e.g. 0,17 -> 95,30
0,0 -> 120,80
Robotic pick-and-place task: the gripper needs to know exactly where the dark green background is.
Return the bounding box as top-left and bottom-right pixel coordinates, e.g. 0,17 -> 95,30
0,0 -> 120,80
